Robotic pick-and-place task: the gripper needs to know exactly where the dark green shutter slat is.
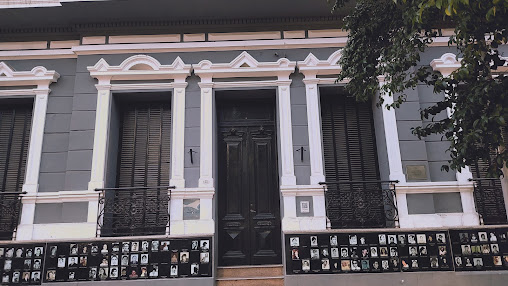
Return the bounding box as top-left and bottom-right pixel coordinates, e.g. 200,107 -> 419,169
320,91 -> 383,228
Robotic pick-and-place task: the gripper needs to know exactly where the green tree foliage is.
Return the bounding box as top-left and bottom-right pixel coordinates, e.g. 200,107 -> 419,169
331,0 -> 508,176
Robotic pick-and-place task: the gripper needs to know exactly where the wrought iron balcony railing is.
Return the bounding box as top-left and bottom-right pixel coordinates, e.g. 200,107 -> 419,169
95,186 -> 174,237
319,180 -> 399,229
469,178 -> 508,225
0,192 -> 24,240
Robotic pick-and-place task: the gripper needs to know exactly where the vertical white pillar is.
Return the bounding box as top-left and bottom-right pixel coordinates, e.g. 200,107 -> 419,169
88,80 -> 112,191
22,87 -> 50,194
502,167 -> 508,222
303,78 -> 326,185
378,77 -> 406,183
16,201 -> 36,240
277,79 -> 297,186
198,80 -> 214,188
459,188 -> 481,225
170,81 -> 187,189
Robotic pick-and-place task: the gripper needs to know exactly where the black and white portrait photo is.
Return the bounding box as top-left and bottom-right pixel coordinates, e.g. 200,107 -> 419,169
341,247 -> 349,258
141,241 -> 149,252
489,232 -> 497,242
110,267 -> 118,278
46,270 -> 56,282
200,252 -> 210,263
430,257 -> 439,268
140,254 -> 149,265
180,251 -> 189,263
170,265 -> 178,276
101,244 -> 108,255
310,236 -> 318,247
351,260 -> 361,271
112,243 -> 119,253
49,246 -> 57,257
382,260 -> 389,270
370,247 -> 378,258
68,271 -> 75,280
380,247 -> 388,257
471,233 -> 478,243
378,234 -> 387,245
461,245 -> 472,255
91,245 -> 99,254
465,257 -> 473,267
330,235 -> 338,246
99,267 -> 108,280
23,259 -> 31,269
12,272 -> 20,283
192,240 -> 199,250
121,255 -> 129,266
15,248 -> 23,258
57,257 -> 66,268
321,258 -> 330,270
25,248 -> 32,258
398,234 -> 406,245
473,257 -> 483,268
459,233 -> 469,243
331,248 -> 339,258
191,263 -> 199,275
290,237 -> 300,247
478,232 -> 488,242
33,259 -> 42,270
131,242 -> 139,252
436,233 -> 446,243
89,267 -> 97,279
122,242 -> 130,253
31,272 -> 41,283
419,246 -> 427,256
409,246 -> 418,256
455,256 -> 463,267
412,259 -> 419,269
416,234 -> 426,244
130,254 -> 139,265
3,260 -> 11,271
390,247 -> 398,257
302,259 -> 310,271
151,241 -> 159,252
200,240 -> 210,251
349,235 -> 358,245
408,234 -> 416,245
492,244 -> 500,254
310,249 -> 320,260
149,265 -> 159,277
388,235 -> 397,245
70,244 -> 78,255
322,248 -> 329,258
111,254 -> 118,266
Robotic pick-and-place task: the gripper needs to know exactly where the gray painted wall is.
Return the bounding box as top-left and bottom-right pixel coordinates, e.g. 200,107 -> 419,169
5,46 -> 476,222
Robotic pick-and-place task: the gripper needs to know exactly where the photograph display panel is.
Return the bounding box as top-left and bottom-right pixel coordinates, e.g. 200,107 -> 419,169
450,228 -> 508,271
43,237 -> 212,283
0,244 -> 46,285
286,232 -> 453,275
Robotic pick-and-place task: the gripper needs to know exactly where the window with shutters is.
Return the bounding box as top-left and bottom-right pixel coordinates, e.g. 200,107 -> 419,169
320,87 -> 395,228
470,145 -> 508,225
97,98 -> 172,237
0,100 -> 32,240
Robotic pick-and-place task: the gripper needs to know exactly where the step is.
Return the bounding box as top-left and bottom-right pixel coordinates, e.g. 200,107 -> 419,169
216,276 -> 284,286
217,264 -> 283,278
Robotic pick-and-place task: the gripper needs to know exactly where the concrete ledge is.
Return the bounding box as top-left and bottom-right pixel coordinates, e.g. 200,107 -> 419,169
285,271 -> 508,286
44,277 -> 215,286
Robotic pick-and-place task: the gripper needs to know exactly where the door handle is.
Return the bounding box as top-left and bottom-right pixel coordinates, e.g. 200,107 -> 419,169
250,203 -> 256,213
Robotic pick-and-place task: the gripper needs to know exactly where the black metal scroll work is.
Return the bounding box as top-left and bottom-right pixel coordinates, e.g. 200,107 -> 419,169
320,180 -> 399,229
470,178 -> 508,225
0,192 -> 24,240
95,186 -> 173,237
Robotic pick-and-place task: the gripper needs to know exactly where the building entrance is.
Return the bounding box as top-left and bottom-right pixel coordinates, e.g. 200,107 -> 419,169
217,92 -> 282,266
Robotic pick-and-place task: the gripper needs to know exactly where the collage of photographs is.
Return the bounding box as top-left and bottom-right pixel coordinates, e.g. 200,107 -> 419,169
450,229 -> 508,271
286,231 -> 453,275
0,244 -> 45,285
42,238 -> 211,282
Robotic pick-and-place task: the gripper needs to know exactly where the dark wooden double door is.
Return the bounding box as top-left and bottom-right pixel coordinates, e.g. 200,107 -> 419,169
217,97 -> 282,266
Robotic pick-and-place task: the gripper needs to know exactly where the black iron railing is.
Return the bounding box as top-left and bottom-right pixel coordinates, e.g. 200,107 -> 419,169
0,192 -> 24,240
319,180 -> 399,229
469,178 -> 508,225
95,186 -> 173,237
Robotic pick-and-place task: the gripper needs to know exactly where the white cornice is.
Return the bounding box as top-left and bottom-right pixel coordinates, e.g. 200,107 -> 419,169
88,55 -> 191,83
0,62 -> 60,87
431,53 -> 508,76
193,51 -> 296,79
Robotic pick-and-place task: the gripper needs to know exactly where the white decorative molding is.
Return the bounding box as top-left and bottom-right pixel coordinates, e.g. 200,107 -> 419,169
297,50 -> 343,185
193,51 -> 298,188
87,55 -> 191,191
377,76 -> 406,183
280,185 -> 327,231
0,62 -> 59,87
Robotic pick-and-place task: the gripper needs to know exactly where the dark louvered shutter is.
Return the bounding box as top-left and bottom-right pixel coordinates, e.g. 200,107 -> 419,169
320,90 -> 384,228
117,102 -> 171,187
470,150 -> 507,225
105,102 -> 171,236
0,104 -> 32,239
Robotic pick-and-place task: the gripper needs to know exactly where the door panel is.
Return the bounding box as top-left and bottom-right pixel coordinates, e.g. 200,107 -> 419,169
218,99 -> 281,266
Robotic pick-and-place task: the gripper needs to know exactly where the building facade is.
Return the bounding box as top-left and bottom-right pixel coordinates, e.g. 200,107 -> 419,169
1,0 -> 508,285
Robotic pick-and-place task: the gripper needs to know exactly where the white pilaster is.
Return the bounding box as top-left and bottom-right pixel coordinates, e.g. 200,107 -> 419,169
378,77 -> 406,183
169,81 -> 187,189
502,166 -> 508,222
198,80 -> 214,188
303,78 -> 326,184
15,203 -> 36,240
88,81 -> 112,191
277,80 -> 297,186
22,88 -> 50,194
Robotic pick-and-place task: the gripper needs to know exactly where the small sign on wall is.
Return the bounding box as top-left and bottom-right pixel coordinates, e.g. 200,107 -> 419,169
300,201 -> 310,214
406,165 -> 428,181
296,196 -> 314,217
183,199 -> 200,220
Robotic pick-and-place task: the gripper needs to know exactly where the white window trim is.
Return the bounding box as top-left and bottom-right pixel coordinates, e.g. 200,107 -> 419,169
193,51 -> 298,189
87,55 -> 191,191
0,62 -> 60,240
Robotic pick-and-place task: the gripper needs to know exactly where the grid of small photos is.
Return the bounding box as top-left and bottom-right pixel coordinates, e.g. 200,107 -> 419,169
286,232 -> 453,275
43,238 -> 212,282
0,244 -> 45,285
450,228 -> 508,271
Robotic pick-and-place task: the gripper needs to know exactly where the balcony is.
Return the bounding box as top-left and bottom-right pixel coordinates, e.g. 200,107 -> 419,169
319,180 -> 399,229
95,186 -> 173,237
0,192 -> 24,240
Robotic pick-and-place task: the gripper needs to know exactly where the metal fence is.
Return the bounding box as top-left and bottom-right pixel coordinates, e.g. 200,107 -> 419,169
0,192 -> 24,240
95,186 -> 173,237
470,178 -> 508,225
